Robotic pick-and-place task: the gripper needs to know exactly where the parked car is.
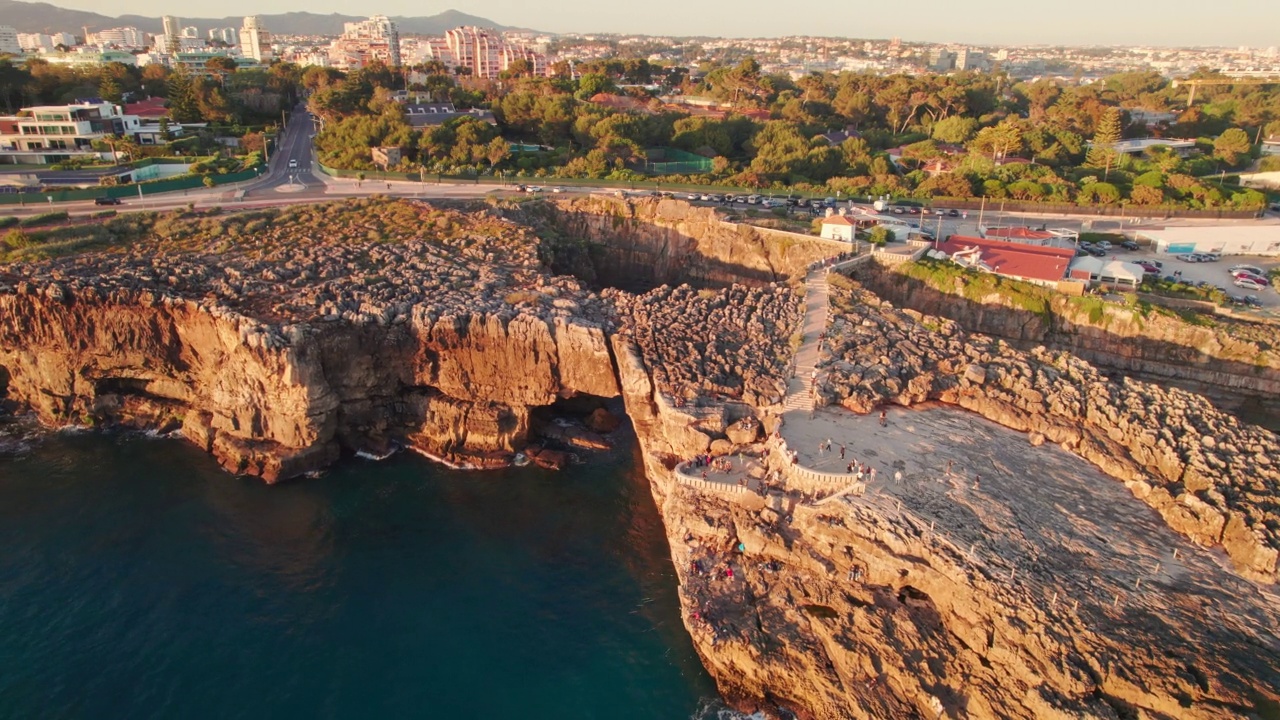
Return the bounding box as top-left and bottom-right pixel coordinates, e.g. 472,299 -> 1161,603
1146,259 -> 1163,269
1176,253 -> 1200,262
1088,247 -> 1108,257
94,197 -> 122,206
1200,252 -> 1221,261
1120,240 -> 1140,250
1229,264 -> 1264,276
891,206 -> 905,214
1234,273 -> 1268,286
1234,278 -> 1266,291
947,209 -> 960,217
1075,248 -> 1090,257
1243,295 -> 1262,307
1095,240 -> 1112,250
1137,262 -> 1161,274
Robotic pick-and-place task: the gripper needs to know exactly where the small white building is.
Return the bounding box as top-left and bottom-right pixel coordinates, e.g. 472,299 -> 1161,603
1068,256 -> 1146,289
1138,226 -> 1280,257
1106,138 -> 1198,157
820,214 -> 856,242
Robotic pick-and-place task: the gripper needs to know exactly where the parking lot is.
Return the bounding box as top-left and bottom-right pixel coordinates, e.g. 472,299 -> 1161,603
1123,248 -> 1279,309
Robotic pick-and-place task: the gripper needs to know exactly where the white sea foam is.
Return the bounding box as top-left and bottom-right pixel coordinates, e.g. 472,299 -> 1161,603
690,697 -> 770,720
356,447 -> 399,462
408,446 -> 476,470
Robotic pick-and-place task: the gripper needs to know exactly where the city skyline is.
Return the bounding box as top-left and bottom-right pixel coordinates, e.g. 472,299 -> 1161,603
32,0 -> 1280,47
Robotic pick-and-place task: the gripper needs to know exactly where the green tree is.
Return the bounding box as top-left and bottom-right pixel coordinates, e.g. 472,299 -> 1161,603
98,76 -> 123,103
165,69 -> 201,123
931,116 -> 978,144
1085,107 -> 1123,173
1212,128 -> 1252,167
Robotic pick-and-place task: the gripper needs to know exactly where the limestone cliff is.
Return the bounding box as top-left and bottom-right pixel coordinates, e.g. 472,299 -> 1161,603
0,199 -> 620,481
613,279 -> 1280,720
855,263 -> 1280,423
520,196 -> 848,289
0,286 -> 618,480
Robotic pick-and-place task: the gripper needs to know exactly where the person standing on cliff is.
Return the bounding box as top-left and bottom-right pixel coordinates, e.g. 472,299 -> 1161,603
839,444 -> 846,460
879,410 -> 887,427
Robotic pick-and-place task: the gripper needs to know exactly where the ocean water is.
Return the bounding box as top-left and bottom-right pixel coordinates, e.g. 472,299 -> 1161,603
0,429 -> 726,719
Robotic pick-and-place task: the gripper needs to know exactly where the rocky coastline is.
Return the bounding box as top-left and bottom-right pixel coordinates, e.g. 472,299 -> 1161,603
3,197 -> 1279,718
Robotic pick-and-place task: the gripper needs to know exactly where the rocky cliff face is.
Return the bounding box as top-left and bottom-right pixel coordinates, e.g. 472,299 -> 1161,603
856,264 -> 1280,423
614,278 -> 1280,720
520,196 -> 846,290
0,287 -> 618,480
0,199 -> 620,481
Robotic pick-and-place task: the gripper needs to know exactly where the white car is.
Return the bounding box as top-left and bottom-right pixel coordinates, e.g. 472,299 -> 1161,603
525,185 -> 544,193
1234,278 -> 1266,291
1096,240 -> 1112,250
551,186 -> 565,193
288,159 -> 298,168
1230,264 -> 1265,277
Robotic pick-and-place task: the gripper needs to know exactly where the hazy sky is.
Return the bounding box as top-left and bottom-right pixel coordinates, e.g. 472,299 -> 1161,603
54,0 -> 1280,47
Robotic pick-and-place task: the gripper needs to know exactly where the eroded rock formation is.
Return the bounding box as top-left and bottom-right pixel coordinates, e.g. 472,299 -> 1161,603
0,199 -> 619,479
855,263 -> 1280,423
818,276 -> 1279,582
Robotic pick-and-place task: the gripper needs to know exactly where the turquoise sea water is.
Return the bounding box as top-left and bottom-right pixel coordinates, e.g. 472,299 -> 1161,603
0,429 -> 723,719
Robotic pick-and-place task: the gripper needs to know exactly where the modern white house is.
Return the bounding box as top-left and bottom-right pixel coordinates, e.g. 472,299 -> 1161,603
0,101 -> 140,165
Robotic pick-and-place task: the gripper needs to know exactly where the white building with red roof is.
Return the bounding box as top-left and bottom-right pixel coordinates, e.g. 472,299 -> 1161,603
936,235 -> 1075,287
819,214 -> 857,242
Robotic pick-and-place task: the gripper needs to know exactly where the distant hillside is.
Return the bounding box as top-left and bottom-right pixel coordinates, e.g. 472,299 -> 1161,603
0,0 -> 524,36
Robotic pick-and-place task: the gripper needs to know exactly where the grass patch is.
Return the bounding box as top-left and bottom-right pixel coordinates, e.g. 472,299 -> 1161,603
503,290 -> 543,306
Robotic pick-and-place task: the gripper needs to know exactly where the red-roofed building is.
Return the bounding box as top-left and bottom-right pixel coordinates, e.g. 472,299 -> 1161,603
819,214 -> 857,242
124,97 -> 169,120
588,93 -> 656,115
937,235 -> 1075,287
981,226 -> 1055,243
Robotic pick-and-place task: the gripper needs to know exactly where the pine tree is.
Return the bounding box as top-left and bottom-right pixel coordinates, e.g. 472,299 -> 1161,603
165,69 -> 201,124
1086,108 -> 1123,170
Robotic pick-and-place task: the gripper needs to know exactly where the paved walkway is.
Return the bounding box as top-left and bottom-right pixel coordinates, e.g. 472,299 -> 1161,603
780,266 -> 831,416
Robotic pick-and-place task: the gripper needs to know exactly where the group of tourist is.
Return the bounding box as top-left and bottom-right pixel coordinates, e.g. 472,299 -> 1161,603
689,454 -> 734,479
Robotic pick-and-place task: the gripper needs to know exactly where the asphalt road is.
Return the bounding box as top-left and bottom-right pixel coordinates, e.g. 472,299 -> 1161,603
243,104 -> 323,199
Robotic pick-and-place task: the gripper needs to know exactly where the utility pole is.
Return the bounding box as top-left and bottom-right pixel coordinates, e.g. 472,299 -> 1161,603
976,195 -> 986,234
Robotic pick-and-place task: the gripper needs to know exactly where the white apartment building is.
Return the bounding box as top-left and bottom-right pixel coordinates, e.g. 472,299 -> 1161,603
0,101 -> 140,164
338,15 -> 400,66
441,26 -> 547,78
0,26 -> 20,55
209,27 -> 236,44
92,27 -> 145,49
238,16 -> 272,62
18,33 -> 54,52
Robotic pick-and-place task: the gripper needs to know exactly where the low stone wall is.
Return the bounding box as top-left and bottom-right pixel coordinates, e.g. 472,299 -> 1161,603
674,462 -> 753,496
